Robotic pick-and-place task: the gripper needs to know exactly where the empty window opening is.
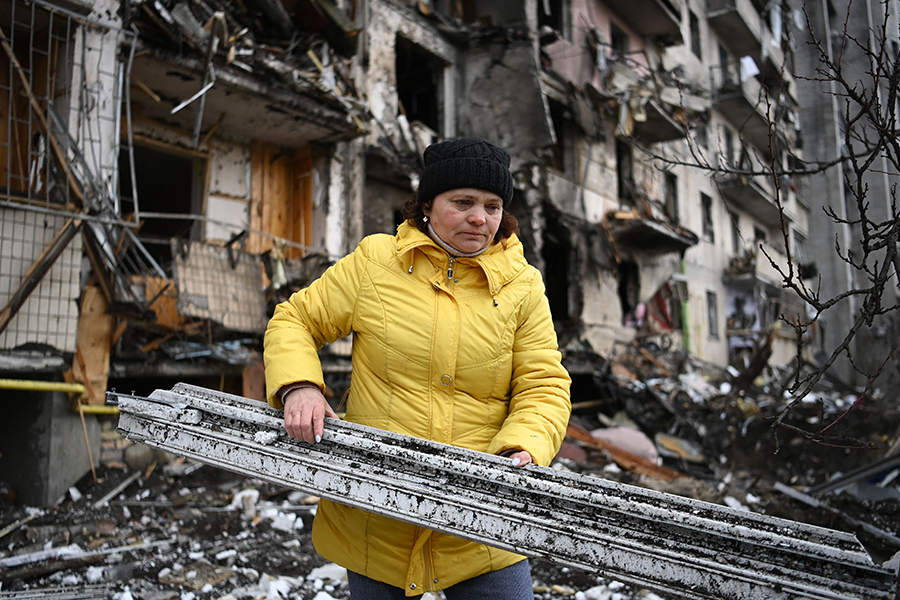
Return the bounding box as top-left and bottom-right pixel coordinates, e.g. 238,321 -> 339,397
753,226 -> 767,246
701,192 -> 714,242
539,0 -> 570,37
618,260 -> 640,324
547,101 -> 569,174
616,140 -> 633,202
707,290 -> 719,339
396,36 -> 444,135
541,219 -> 572,323
723,128 -> 735,167
664,172 -> 679,224
610,21 -> 629,57
793,230 -> 807,264
689,11 -> 701,58
118,144 -> 204,267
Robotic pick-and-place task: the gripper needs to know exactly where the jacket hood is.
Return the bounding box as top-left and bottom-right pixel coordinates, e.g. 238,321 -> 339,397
394,221 -> 529,294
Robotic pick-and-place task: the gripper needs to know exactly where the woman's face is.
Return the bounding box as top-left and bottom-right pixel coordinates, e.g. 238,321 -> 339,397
424,188 -> 503,253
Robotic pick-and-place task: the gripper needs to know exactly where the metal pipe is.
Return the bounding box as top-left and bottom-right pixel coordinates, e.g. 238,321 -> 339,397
76,404 -> 119,415
0,378 -> 117,414
0,378 -> 85,398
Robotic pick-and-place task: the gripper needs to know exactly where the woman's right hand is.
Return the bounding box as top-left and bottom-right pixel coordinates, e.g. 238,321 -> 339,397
283,386 -> 339,444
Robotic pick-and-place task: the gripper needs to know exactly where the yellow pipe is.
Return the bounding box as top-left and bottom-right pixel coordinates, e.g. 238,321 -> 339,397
0,378 -> 119,414
0,378 -> 85,396
77,403 -> 119,414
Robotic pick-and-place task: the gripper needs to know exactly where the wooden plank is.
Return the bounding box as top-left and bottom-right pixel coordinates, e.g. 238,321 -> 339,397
249,143 -> 315,258
143,276 -> 183,329
565,424 -> 685,482
268,146 -> 290,252
242,358 -> 266,402
70,284 -> 114,405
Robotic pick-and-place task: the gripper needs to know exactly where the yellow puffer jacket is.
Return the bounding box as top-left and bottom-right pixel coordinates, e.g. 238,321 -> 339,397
264,222 -> 571,595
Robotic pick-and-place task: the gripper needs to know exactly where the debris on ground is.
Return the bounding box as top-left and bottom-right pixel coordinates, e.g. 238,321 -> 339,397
1,344 -> 898,598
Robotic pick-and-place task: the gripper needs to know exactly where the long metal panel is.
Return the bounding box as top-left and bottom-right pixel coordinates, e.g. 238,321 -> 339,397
110,384 -> 898,600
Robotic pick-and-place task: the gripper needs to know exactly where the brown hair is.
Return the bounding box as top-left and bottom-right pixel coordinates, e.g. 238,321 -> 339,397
400,192 -> 519,245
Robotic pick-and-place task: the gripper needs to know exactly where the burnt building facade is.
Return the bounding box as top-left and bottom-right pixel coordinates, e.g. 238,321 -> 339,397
0,0 -> 810,503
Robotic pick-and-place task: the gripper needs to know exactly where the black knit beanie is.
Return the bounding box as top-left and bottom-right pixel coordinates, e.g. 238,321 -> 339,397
417,137 -> 514,205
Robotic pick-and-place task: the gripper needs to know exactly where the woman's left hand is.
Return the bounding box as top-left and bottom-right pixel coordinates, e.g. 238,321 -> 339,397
503,450 -> 532,468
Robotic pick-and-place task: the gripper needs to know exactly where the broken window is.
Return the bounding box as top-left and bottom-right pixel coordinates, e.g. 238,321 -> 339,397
616,140 -> 634,203
118,143 -> 206,267
618,260 -> 641,325
664,172 -> 679,224
753,226 -> 767,247
542,217 -> 572,323
547,100 -> 571,175
793,229 -> 807,264
610,21 -> 628,58
396,36 -> 445,135
707,290 -> 719,339
701,192 -> 714,242
539,0 -> 571,39
689,11 -> 702,59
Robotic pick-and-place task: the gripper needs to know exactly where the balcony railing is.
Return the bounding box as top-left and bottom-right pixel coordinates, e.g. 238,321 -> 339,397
707,0 -> 785,79
715,171 -> 786,229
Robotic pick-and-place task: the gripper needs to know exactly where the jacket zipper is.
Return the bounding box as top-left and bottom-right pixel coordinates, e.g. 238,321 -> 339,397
424,530 -> 435,592
447,256 -> 455,281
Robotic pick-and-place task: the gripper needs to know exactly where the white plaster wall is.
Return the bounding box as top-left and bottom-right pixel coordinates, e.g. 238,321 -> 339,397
326,152 -> 346,259
581,270 -> 629,354
311,153 -> 330,252
576,138 -> 618,216
205,196 -> 250,242
210,145 -> 251,198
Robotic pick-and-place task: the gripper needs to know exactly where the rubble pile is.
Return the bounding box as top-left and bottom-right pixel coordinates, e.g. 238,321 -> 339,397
1,346 -> 898,599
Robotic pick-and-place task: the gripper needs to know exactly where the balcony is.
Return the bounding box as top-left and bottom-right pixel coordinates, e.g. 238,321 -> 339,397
724,240 -> 791,290
603,0 -> 683,46
716,172 -> 786,229
710,64 -> 778,154
707,0 -> 785,79
606,211 -> 699,256
630,98 -> 686,144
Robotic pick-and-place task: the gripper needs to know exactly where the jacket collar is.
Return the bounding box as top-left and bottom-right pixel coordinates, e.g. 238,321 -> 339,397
395,221 -> 528,293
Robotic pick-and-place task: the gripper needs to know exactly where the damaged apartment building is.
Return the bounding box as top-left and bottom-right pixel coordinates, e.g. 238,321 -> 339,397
0,0 -> 809,504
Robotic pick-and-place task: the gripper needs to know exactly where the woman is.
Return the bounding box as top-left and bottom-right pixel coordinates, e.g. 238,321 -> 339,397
264,137 -> 571,599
